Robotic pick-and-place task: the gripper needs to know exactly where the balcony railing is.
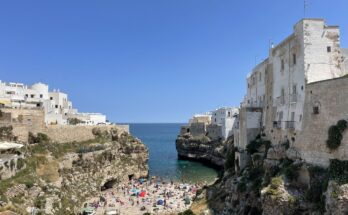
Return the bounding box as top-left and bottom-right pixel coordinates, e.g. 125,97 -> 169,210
243,100 -> 264,108
274,96 -> 285,106
285,121 -> 295,129
273,121 -> 282,129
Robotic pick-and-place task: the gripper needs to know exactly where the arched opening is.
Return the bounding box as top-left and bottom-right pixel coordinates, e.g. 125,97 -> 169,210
128,174 -> 134,181
101,179 -> 118,191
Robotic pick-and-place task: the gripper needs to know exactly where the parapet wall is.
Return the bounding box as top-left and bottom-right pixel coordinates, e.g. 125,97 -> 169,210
40,124 -> 129,143
0,108 -> 129,143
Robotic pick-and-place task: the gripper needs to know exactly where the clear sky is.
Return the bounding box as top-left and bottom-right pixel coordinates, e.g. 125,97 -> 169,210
0,0 -> 347,123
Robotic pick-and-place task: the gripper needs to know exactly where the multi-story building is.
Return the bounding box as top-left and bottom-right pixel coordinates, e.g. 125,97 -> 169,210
211,107 -> 239,140
0,81 -> 107,125
235,18 -> 348,170
180,107 -> 238,140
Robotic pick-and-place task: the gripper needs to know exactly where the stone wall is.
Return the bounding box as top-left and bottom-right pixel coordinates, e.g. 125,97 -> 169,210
295,76 -> 348,167
206,124 -> 222,140
39,124 -> 129,143
190,122 -> 206,137
0,107 -> 129,143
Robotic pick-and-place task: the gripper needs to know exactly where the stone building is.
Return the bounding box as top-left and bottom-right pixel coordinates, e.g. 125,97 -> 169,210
235,18 -> 348,170
180,107 -> 238,140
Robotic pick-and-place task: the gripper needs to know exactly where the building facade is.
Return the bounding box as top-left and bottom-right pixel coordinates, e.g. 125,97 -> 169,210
0,81 -> 107,125
235,18 -> 348,169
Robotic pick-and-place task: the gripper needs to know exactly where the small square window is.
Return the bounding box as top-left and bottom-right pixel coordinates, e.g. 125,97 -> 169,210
55,105 -> 58,108
40,94 -> 43,98
50,97 -> 53,100
313,106 -> 319,114
327,46 -> 331,52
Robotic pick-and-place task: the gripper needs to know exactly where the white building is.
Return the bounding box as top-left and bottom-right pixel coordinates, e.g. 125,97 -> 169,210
0,81 -> 107,125
211,107 -> 239,139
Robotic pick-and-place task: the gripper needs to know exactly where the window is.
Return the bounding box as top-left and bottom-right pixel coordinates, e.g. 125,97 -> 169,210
31,94 -> 34,98
228,112 -> 231,117
293,85 -> 297,95
281,59 -> 285,70
50,97 -> 53,100
55,105 -> 58,108
36,103 -> 41,107
327,46 -> 331,52
259,72 -> 262,81
281,88 -> 285,104
25,94 -> 28,98
293,54 -> 296,65
313,106 -> 319,114
40,94 -> 43,98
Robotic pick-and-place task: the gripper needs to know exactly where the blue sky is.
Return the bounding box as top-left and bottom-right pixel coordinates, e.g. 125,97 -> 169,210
0,0 -> 347,123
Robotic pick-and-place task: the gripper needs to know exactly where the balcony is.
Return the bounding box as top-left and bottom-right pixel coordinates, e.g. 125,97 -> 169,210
285,121 -> 295,129
290,94 -> 300,103
274,96 -> 285,106
273,121 -> 282,129
244,100 -> 264,108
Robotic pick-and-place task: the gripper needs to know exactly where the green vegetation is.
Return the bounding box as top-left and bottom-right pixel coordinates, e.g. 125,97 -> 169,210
280,159 -> 301,181
178,210 -> 196,215
28,132 -> 50,144
327,119 -> 347,150
246,135 -> 271,155
305,165 -> 328,213
264,176 -> 283,197
329,159 -> 348,184
237,180 -> 247,192
224,147 -> 236,170
34,196 -> 46,209
0,126 -> 15,141
76,144 -> 106,154
67,117 -> 84,125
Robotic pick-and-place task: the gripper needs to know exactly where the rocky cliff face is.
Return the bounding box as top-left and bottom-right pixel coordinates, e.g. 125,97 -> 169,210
175,134 -> 233,169
0,128 -> 149,214
190,135 -> 348,215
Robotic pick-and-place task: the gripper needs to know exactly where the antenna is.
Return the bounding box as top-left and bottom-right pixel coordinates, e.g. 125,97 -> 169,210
304,0 -> 309,18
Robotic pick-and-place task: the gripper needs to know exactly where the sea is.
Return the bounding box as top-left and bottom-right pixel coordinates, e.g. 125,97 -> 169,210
129,123 -> 218,184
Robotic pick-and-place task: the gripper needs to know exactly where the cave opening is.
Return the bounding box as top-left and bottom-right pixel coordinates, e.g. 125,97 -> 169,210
101,179 -> 118,191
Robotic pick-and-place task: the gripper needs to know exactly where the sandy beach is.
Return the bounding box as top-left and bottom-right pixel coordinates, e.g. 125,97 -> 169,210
82,178 -> 201,215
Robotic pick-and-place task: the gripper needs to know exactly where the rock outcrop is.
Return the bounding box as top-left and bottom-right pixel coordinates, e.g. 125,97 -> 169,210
189,134 -> 348,215
176,134 -> 232,169
0,128 -> 149,214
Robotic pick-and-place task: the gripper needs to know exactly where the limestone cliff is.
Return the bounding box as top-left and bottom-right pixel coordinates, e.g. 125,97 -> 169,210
175,134 -> 233,169
0,128 -> 149,214
190,135 -> 348,215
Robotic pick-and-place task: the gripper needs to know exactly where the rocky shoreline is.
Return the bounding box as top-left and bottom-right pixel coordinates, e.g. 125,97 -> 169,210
175,134 -> 233,170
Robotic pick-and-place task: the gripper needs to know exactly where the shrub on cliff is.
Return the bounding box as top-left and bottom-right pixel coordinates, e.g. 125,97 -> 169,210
67,117 -> 83,125
224,148 -> 236,170
327,119 -> 348,150
178,210 -> 195,215
28,132 -> 50,144
0,126 -> 15,141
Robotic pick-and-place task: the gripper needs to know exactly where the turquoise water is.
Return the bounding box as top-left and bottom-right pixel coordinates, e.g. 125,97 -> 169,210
129,123 -> 218,183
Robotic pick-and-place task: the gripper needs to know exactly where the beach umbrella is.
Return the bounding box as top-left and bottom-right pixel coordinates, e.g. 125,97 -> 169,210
139,191 -> 146,197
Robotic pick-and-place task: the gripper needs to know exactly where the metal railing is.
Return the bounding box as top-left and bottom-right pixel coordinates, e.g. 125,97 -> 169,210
273,121 -> 282,129
285,121 -> 295,129
274,96 -> 285,106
